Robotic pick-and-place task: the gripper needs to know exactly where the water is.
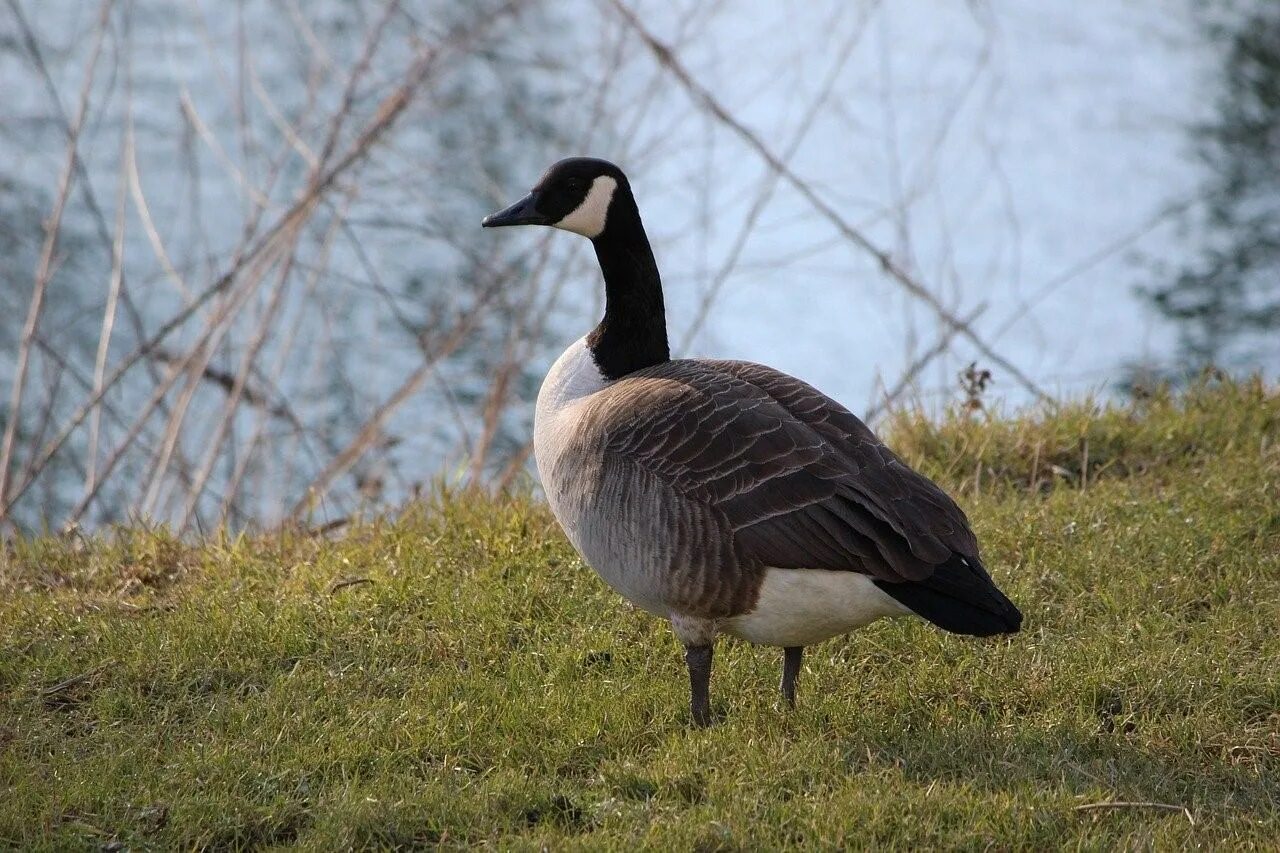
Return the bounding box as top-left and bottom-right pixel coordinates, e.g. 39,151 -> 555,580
0,0 -> 1218,525
590,0 -> 1214,414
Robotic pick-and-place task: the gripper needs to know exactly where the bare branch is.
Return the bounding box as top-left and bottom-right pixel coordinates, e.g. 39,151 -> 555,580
0,0 -> 113,509
288,315 -> 475,521
864,303 -> 987,423
1074,801 -> 1194,826
0,2 -> 527,520
678,1 -> 880,352
605,0 -> 1050,403
83,107 -> 131,500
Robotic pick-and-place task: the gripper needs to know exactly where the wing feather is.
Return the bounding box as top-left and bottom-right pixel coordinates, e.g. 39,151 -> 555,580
583,359 -> 979,590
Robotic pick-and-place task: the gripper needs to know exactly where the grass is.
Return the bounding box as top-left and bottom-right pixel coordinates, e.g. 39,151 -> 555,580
2,378 -> 1278,850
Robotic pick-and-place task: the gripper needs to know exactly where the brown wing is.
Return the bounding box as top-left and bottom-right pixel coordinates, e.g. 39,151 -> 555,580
707,359 -> 981,572
588,358 -> 979,585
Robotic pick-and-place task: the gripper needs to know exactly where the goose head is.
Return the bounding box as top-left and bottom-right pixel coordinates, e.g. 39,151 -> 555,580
484,157 -> 668,378
482,157 -> 627,239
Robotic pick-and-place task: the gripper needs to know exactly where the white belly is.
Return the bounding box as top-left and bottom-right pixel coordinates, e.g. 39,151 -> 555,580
533,337 -> 608,520
723,569 -> 909,646
533,338 -> 668,613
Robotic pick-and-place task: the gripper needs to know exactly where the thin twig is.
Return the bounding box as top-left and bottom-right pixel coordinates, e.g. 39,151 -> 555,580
41,661 -> 116,697
1074,801 -> 1194,826
215,212 -> 349,523
678,0 -> 881,353
1080,437 -> 1089,493
866,302 -> 987,422
0,0 -> 113,510
84,89 -> 131,503
329,576 -> 373,594
176,217 -> 306,532
991,194 -> 1201,345
287,285 -> 497,521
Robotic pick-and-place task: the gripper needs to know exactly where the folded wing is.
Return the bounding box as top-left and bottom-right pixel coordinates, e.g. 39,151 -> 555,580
588,359 -> 1020,634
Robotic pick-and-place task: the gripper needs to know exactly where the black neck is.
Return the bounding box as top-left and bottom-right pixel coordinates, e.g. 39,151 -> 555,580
586,187 -> 670,380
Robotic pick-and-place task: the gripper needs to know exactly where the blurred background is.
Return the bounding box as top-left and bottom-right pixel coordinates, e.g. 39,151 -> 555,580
0,0 -> 1276,533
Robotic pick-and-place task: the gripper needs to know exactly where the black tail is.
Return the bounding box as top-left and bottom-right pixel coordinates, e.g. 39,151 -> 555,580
874,554 -> 1022,637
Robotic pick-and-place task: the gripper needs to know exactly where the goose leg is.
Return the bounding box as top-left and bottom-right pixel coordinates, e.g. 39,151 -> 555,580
684,644 -> 714,727
781,646 -> 803,708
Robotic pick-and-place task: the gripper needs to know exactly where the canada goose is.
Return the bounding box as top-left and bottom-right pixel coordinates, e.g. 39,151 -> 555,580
483,158 -> 1021,726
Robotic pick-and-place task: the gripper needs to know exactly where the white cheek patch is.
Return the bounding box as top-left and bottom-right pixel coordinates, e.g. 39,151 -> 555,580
553,175 -> 617,238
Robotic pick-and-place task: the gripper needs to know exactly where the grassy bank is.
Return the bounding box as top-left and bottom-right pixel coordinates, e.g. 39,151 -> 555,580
3,379 -> 1278,849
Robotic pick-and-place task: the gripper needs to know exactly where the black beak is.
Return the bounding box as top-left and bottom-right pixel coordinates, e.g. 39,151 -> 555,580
482,192 -> 548,228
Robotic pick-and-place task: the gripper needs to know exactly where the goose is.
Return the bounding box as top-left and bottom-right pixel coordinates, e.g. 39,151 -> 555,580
482,157 -> 1021,726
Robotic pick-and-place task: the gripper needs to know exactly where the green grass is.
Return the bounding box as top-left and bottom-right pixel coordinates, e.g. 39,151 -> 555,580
3,379 -> 1278,850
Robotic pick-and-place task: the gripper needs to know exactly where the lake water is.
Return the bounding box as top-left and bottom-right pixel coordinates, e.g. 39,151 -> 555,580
0,0 -> 1220,523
